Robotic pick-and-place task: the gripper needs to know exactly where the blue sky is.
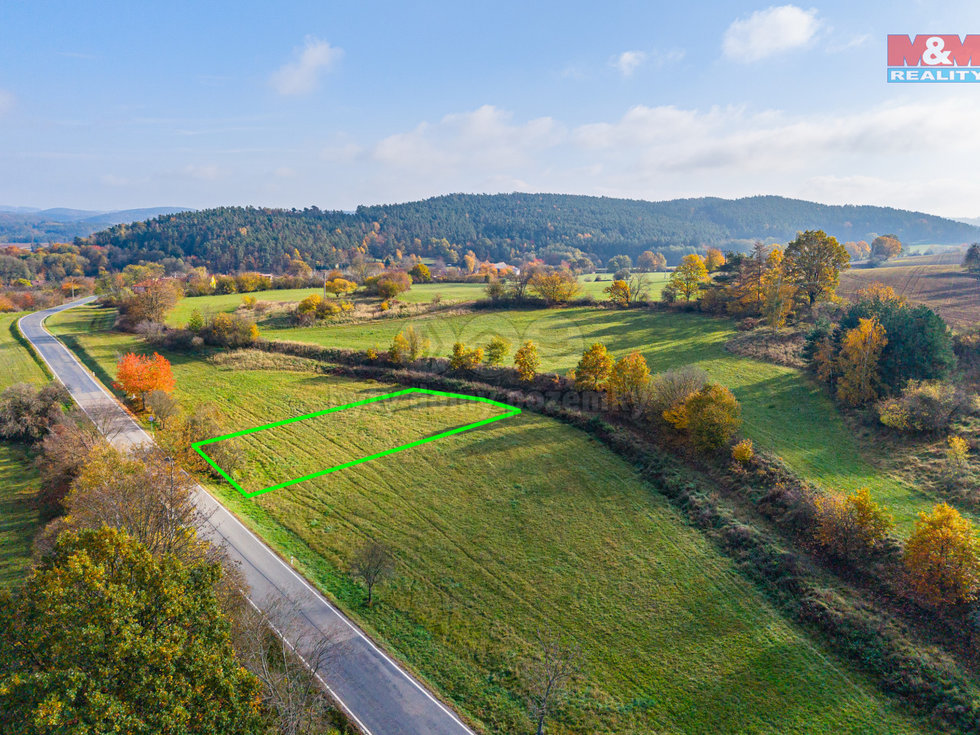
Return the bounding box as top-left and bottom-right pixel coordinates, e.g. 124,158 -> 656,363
2,1 -> 980,216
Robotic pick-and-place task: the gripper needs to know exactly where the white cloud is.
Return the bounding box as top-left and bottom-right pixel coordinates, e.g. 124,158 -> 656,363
271,37 -> 343,96
182,164 -> 222,181
352,98 -> 980,216
612,51 -> 647,77
373,105 -> 563,174
722,5 -> 821,63
0,90 -> 15,116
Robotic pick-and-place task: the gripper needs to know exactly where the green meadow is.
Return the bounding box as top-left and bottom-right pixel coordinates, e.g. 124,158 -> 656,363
253,306 -> 935,530
44,304 -> 935,734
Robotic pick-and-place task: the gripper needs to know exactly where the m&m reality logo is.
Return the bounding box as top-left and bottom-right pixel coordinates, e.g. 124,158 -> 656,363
888,35 -> 980,82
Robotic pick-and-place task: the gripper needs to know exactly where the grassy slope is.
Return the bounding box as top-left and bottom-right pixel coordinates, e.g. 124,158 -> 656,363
44,305 -> 933,734
0,313 -> 47,587
252,306 -> 937,530
168,283 -> 487,327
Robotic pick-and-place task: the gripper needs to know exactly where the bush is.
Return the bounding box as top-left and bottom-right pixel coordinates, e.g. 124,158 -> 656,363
201,312 -> 259,347
449,342 -> 483,370
904,503 -> 980,606
877,380 -> 967,433
514,341 -> 539,381
813,488 -> 893,557
485,336 -> 511,366
240,294 -> 256,309
648,365 -> 708,419
683,383 -> 742,453
731,439 -> 754,464
0,382 -> 69,442
389,326 -> 429,365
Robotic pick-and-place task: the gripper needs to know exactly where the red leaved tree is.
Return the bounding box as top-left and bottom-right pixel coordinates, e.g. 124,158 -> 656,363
115,352 -> 175,410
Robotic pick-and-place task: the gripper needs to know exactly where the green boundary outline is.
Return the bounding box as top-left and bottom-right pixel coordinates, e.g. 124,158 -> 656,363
192,387 -> 521,498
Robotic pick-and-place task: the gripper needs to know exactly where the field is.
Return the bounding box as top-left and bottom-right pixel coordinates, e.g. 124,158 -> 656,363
43,305 -> 935,734
167,282 -> 487,327
249,305 -> 945,531
577,271 -> 670,299
839,250 -> 979,330
0,312 -> 47,587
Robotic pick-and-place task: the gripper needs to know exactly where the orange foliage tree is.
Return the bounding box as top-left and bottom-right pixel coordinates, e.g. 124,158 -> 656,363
115,352 -> 176,410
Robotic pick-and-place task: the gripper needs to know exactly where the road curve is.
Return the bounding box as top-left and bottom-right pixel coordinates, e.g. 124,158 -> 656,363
19,297 -> 477,735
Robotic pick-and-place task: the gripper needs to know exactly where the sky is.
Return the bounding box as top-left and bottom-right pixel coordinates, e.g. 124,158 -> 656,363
2,0 -> 980,217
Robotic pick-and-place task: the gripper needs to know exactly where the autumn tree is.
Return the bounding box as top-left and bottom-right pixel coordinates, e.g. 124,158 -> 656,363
408,262 -> 432,283
844,240 -> 871,261
389,325 -> 429,364
115,352 -> 176,410
485,336 -> 511,366
904,503 -> 980,606
870,235 -> 902,265
118,279 -> 182,327
351,540 -> 394,606
784,230 -> 850,308
664,383 -> 742,452
814,487 -> 894,557
201,312 -> 260,347
836,316 -> 888,406
295,293 -> 322,325
449,342 -> 484,370
323,277 -> 357,297
760,246 -> 796,330
514,341 -> 540,381
704,247 -> 726,272
603,279 -> 630,307
607,352 -> 651,416
574,343 -> 613,391
0,527 -> 265,735
529,269 -> 581,305
637,250 -> 667,272
61,444 -> 212,563
667,254 -> 708,301
463,250 -> 478,274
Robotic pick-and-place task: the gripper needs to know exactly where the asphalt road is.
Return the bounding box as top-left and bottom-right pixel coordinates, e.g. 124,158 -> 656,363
19,297 -> 477,735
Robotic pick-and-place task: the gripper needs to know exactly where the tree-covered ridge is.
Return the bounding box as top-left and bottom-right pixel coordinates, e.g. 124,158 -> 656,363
79,194 -> 980,273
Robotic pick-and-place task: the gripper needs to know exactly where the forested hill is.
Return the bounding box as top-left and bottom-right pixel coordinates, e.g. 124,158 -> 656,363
79,193 -> 980,272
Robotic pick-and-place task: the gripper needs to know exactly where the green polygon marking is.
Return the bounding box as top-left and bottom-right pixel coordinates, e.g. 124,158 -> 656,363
192,387 -> 521,498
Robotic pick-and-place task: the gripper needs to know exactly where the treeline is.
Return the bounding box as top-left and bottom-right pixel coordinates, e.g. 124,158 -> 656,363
0,382 -> 350,734
73,194 -> 980,274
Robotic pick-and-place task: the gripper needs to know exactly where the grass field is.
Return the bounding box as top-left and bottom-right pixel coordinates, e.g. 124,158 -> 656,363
168,283 -> 488,327
42,305 -> 935,733
247,305 -> 947,530
839,250 -> 978,330
0,312 -> 48,587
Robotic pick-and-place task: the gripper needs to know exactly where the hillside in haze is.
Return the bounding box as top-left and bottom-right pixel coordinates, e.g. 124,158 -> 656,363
79,193 -> 980,272
0,206 -> 191,244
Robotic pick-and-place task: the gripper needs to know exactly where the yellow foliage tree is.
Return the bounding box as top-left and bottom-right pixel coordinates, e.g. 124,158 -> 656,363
760,247 -> 796,331
607,352 -> 651,415
529,270 -> 581,305
836,316 -> 887,406
814,487 -> 894,557
667,254 -> 708,301
449,342 -> 483,370
704,247 -> 726,272
514,341 -> 540,381
574,343 -> 613,391
903,503 -> 980,606
603,280 -> 630,308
